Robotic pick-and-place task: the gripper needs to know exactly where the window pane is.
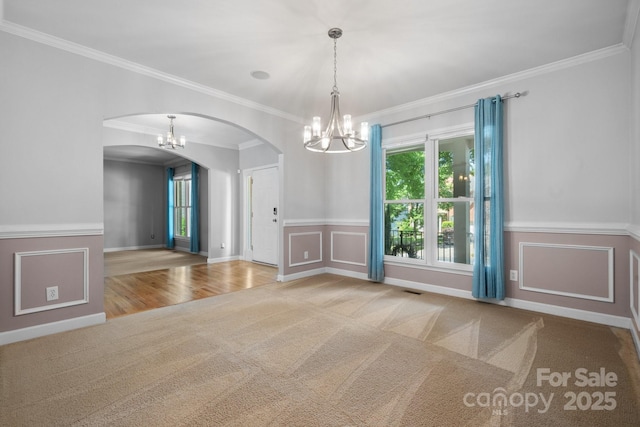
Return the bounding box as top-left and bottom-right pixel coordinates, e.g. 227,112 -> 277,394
386,148 -> 425,200
437,201 -> 474,264
438,137 -> 474,199
185,180 -> 191,206
180,208 -> 188,236
384,203 -> 424,259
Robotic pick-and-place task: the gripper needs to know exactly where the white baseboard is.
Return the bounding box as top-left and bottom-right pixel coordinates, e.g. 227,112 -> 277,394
383,276 -> 631,329
0,313 -> 106,346
325,267 -> 369,281
384,276 -> 473,300
279,267 -> 328,282
501,297 -> 631,329
207,255 -> 240,264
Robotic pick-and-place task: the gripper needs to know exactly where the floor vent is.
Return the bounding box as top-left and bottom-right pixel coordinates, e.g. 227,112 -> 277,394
403,289 -> 422,295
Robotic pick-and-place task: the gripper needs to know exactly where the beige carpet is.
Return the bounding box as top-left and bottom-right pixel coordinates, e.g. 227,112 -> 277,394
104,249 -> 208,277
2,274 -> 639,426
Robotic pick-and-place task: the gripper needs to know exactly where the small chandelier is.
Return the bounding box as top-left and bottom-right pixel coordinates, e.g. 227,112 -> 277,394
303,28 -> 368,153
157,115 -> 186,149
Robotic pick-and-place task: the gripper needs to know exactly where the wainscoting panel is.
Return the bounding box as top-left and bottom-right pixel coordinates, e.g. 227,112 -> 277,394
330,231 -> 367,266
288,231 -> 322,267
631,250 -> 640,331
15,248 -> 89,315
519,242 -> 614,302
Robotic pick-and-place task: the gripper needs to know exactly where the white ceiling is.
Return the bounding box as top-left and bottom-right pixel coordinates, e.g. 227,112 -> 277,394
2,0 -> 635,162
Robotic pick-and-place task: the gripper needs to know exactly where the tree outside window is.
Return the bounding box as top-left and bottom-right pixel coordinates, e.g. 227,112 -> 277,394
384,134 -> 475,267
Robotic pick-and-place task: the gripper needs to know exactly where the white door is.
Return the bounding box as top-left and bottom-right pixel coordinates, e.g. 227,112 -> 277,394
251,167 -> 279,265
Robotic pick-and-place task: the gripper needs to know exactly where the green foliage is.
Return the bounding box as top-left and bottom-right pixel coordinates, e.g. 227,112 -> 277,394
385,149 -> 425,201
441,220 -> 454,230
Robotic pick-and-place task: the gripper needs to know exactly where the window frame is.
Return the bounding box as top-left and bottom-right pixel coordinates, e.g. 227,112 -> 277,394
173,173 -> 192,240
383,125 -> 474,273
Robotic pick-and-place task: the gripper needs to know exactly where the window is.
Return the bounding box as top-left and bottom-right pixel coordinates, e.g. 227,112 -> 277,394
174,174 -> 192,238
384,132 -> 475,269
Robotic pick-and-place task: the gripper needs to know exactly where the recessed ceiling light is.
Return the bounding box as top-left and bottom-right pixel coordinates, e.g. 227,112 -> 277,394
250,70 -> 270,80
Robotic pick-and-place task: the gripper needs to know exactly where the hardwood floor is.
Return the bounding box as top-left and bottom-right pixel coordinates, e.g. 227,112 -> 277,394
104,259 -> 278,319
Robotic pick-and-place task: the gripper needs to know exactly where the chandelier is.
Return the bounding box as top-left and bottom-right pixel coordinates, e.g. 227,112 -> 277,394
303,28 -> 368,153
157,115 -> 186,149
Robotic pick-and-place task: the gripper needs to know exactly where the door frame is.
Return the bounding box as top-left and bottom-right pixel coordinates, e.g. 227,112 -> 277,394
241,161 -> 282,268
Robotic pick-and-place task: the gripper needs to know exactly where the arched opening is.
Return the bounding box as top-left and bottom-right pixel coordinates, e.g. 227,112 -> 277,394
102,112 -> 282,317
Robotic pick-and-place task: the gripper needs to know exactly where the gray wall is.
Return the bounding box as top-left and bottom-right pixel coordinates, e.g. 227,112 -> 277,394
239,143 -> 280,170
104,159 -> 209,254
104,160 -> 165,250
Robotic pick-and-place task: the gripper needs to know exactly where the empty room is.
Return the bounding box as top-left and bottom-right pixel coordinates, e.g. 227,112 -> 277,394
2,1 -> 640,425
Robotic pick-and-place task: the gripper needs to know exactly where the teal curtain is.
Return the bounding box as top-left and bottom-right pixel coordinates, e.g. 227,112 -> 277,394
473,95 -> 505,300
368,124 -> 384,282
167,167 -> 175,249
190,163 -> 199,254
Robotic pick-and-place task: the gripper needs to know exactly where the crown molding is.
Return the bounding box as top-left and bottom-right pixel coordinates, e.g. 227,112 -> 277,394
0,20 -> 302,125
624,0 -> 640,48
361,44 -> 628,123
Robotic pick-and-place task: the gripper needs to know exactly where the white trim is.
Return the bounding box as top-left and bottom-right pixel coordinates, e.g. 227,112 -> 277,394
0,223 -> 104,239
623,0 -> 640,48
628,225 -> 640,241
279,267 -> 327,282
282,219 -> 326,227
325,267 -> 368,281
283,221 -> 636,236
14,248 -> 90,316
207,255 -> 240,264
384,258 -> 474,276
0,312 -> 106,346
360,44 -> 627,123
288,231 -> 322,267
325,219 -> 369,227
282,219 -> 369,227
382,133 -> 429,149
385,276 -> 474,300
330,231 -> 367,267
631,250 -> 640,331
383,276 -> 630,329
0,21 -> 301,125
518,242 -> 614,303
505,221 -> 629,235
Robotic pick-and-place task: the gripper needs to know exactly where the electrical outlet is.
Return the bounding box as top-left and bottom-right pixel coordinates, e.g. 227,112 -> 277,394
46,286 -> 59,301
220,242 -> 225,249
509,270 -> 518,282
304,251 -> 309,260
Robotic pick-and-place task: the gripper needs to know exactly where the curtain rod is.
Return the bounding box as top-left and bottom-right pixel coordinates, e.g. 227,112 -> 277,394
381,92 -> 525,129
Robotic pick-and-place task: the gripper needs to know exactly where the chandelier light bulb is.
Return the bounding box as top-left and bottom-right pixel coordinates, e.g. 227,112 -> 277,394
343,114 -> 352,134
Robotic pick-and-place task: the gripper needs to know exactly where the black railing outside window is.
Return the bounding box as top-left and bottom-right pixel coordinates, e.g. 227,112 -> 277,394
386,230 -> 424,259
386,229 -> 471,263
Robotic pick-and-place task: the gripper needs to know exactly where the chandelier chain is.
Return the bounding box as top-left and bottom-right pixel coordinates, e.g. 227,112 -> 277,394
333,37 -> 338,91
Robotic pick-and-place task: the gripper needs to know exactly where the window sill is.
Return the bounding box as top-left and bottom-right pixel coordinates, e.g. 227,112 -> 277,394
384,256 -> 473,276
